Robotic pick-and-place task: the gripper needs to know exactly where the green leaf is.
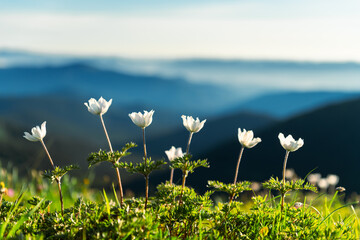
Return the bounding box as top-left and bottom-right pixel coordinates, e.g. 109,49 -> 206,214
207,180 -> 252,198
87,142 -> 137,168
42,164 -> 79,183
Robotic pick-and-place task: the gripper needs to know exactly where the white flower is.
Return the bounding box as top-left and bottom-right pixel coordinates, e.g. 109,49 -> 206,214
181,115 -> 206,133
23,121 -> 47,142
307,173 -> 321,185
318,178 -> 329,190
129,110 -> 155,128
293,202 -> 304,209
84,97 -> 112,115
251,182 -> 261,192
165,146 -> 184,161
238,128 -> 261,148
278,133 -> 304,152
285,169 -> 296,180
326,174 -> 339,186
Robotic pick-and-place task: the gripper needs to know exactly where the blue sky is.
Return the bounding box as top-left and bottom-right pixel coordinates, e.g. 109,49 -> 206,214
1,0 -> 360,61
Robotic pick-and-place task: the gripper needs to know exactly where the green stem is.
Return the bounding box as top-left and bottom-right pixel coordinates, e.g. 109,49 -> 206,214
100,115 -> 124,207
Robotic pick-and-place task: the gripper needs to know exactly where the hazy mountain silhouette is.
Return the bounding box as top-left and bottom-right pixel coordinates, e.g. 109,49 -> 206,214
228,91 -> 360,118
0,64 -> 238,115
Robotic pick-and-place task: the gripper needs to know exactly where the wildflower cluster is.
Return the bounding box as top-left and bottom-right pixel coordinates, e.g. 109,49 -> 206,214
0,96 -> 354,239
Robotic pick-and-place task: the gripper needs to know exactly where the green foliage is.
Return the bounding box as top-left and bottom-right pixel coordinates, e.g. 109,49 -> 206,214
170,154 -> 209,174
208,180 -> 252,199
0,179 -> 358,239
87,142 -> 137,168
28,196 -> 52,210
42,165 -> 79,183
116,158 -> 166,176
1,136 -> 359,239
263,177 -> 318,194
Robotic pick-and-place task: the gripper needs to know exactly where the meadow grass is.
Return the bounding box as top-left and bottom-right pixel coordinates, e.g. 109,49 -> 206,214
0,163 -> 359,239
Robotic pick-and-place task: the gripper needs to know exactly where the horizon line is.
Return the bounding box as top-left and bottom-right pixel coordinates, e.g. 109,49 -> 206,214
2,47 -> 360,65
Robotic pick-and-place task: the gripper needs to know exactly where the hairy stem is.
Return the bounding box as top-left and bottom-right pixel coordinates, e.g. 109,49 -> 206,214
181,170 -> 187,190
40,140 -> 64,214
115,168 -> 124,207
169,168 -> 174,185
56,179 -> 64,215
40,139 -> 55,169
282,151 -> 290,184
100,115 -> 123,206
145,174 -> 149,209
281,192 -> 286,212
143,128 -> 147,161
281,150 -> 290,211
143,128 -> 149,208
100,115 -> 113,152
186,132 -> 193,154
233,146 -> 245,185
179,169 -> 188,205
229,146 -> 245,202
179,132 -> 193,204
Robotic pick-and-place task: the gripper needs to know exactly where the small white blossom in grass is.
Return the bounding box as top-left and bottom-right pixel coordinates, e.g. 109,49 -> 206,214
165,146 -> 184,161
84,97 -> 112,116
129,110 -> 155,128
285,169 -> 296,180
293,202 -> 304,209
278,132 -> 304,211
307,173 -> 321,185
165,146 -> 184,185
238,128 -> 261,148
181,115 -> 206,133
326,174 -> 339,186
23,121 -> 47,142
278,133 -> 304,152
251,182 -> 261,192
336,186 -> 346,192
318,178 -> 329,190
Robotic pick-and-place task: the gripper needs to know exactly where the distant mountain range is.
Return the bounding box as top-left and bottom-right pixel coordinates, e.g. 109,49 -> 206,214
3,48 -> 360,93
0,64 -> 238,115
229,91 -> 360,118
1,58 -> 360,119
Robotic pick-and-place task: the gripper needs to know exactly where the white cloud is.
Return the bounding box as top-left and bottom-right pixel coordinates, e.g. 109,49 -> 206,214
1,1 -> 360,61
